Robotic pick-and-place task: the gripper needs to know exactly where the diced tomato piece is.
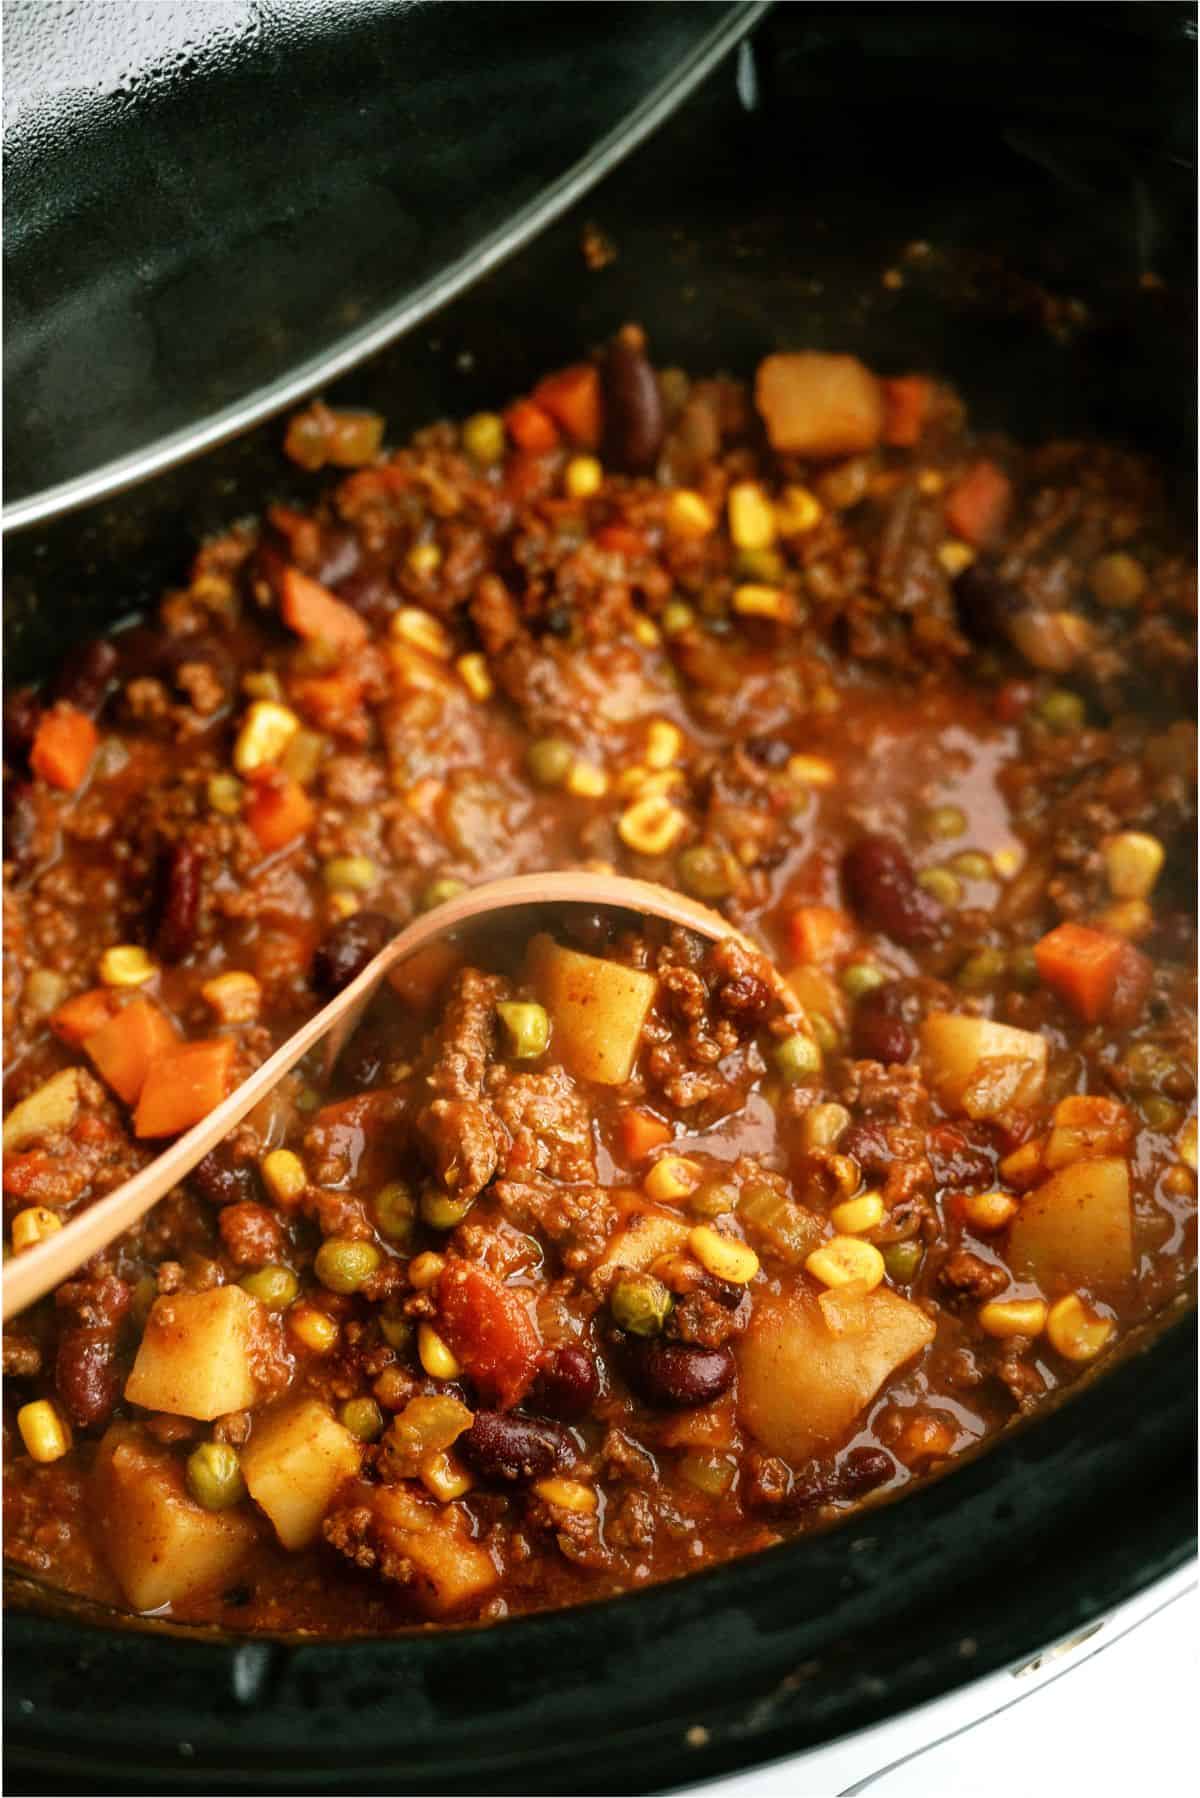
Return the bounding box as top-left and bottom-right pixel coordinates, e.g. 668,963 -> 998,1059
788,904 -> 857,965
50,987 -> 119,1047
436,1260 -> 542,1410
134,1038 -> 236,1138
943,460 -> 1013,548
84,998 -> 180,1105
30,705 -> 98,792
881,375 -> 932,448
619,1109 -> 673,1164
245,773 -> 315,853
533,364 -> 602,447
503,399 -> 559,454
1034,922 -> 1125,1023
3,1149 -> 54,1199
278,566 -> 368,653
387,940 -> 464,1011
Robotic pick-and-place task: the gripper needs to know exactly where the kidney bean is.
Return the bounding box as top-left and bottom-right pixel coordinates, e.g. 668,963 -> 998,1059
626,1339 -> 735,1409
531,1344 -> 600,1418
927,1124 -> 995,1190
851,983 -> 913,1064
159,633 -> 235,699
51,637 -> 119,719
840,1445 -> 897,1496
842,833 -> 945,948
55,1328 -> 122,1430
4,688 -> 42,763
191,1146 -> 256,1208
604,325 -> 664,473
953,564 -> 1022,643
312,910 -> 394,996
459,1410 -> 574,1484
155,840 -> 204,963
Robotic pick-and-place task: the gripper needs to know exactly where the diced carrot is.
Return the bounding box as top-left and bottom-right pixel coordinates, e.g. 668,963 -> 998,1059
30,706 -> 98,792
84,998 -> 180,1105
533,364 -> 602,447
50,987 -> 119,1047
943,460 -> 1013,548
619,1109 -> 673,1164
3,1149 -> 54,1199
502,399 -> 559,454
245,774 -> 315,853
882,376 -> 933,447
290,670 -> 365,735
134,1037 -> 236,1138
436,1259 -> 541,1410
1034,922 -> 1124,1023
278,566 -> 369,653
387,941 -> 464,1011
788,904 -> 857,965
503,451 -> 559,504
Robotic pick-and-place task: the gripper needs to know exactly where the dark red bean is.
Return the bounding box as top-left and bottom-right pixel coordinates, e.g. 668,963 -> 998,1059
842,833 -> 945,948
953,563 -> 1024,645
714,971 -> 774,1021
626,1339 -> 735,1409
155,840 -> 204,963
51,638 -> 119,719
159,633 -> 235,699
840,1445 -> 896,1496
55,1327 -> 122,1430
4,688 -> 42,763
604,325 -> 664,473
312,910 -> 394,996
191,1147 -> 256,1208
459,1410 -> 574,1484
851,984 -> 913,1064
531,1344 -> 601,1418
927,1124 -> 995,1191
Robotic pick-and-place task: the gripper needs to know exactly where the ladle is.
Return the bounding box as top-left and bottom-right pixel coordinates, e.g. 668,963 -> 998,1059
2,871 -> 795,1321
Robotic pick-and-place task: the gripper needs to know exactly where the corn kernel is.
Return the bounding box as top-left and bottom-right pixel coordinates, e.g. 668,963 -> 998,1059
802,1102 -> 852,1150
420,1449 -> 474,1502
805,1236 -> 885,1291
618,794 -> 688,856
829,1192 -> 885,1235
1103,831 -> 1164,901
260,1149 -> 307,1207
644,719 -> 683,770
289,1306 -> 339,1354
98,945 -> 156,988
533,1477 -> 597,1514
727,481 -> 777,551
281,728 -> 327,787
786,754 -> 836,788
390,607 -> 453,660
408,1251 -> 446,1290
327,892 -> 360,922
775,485 -> 823,535
566,760 -> 609,798
242,670 -> 284,703
322,855 -> 378,894
615,766 -> 684,799
937,540 -> 976,576
1098,899 -> 1153,941
17,1399 -> 72,1464
631,615 -> 661,648
978,1298 -> 1048,1339
1045,1293 -> 1115,1362
406,541 -> 442,578
565,455 -> 603,499
732,584 -> 792,622
207,772 -> 244,815
660,600 -> 695,636
462,411 -> 505,465
992,846 -> 1023,879
1178,1116 -> 1197,1171
418,1323 -> 461,1381
200,970 -> 262,1023
917,469 -> 945,495
688,1224 -> 760,1285
644,1155 -> 703,1205
961,1191 -> 1019,1232
233,699 -> 300,775
998,1140 -> 1045,1189
667,490 -> 716,538
456,652 -> 494,702
11,1206 -> 63,1253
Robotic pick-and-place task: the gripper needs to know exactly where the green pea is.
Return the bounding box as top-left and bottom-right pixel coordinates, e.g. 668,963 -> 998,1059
314,1237 -> 383,1294
660,601 -> 695,637
420,1187 -> 475,1230
676,844 -> 738,900
610,1271 -> 673,1337
379,1308 -> 413,1351
461,411 -> 505,466
841,962 -> 887,1000
1141,1096 -> 1183,1133
340,1397 -> 386,1442
374,1182 -> 418,1247
186,1442 -> 246,1512
1038,689 -> 1086,733
922,804 -> 967,841
957,946 -> 1008,991
949,851 -> 994,882
918,867 -> 962,907
883,1240 -> 924,1284
1121,1042 -> 1177,1093
1009,946 -> 1040,990
689,1180 -> 739,1220
526,737 -> 574,788
496,1000 -> 551,1060
421,876 -> 467,912
239,1265 -> 299,1309
774,1032 -> 822,1082
808,1011 -> 841,1055
679,1452 -> 735,1497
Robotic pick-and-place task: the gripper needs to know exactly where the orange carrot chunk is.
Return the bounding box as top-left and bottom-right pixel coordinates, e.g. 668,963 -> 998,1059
50,986 -> 119,1047
943,460 -> 1013,547
619,1109 -> 674,1164
279,566 -> 368,653
788,904 -> 857,965
1034,922 -> 1124,1023
134,1038 -> 236,1138
882,375 -> 933,447
533,364 -> 602,447
245,774 -> 315,853
503,399 -> 559,454
30,706 -> 98,792
85,998 -> 180,1105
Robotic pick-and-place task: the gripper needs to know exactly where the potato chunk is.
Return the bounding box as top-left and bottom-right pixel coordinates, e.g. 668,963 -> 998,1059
529,935 -> 658,1085
591,1206 -> 690,1285
91,1423 -> 255,1612
2,1067 -> 81,1152
920,1013 -> 1047,1119
370,1483 -> 498,1616
1008,1157 -> 1132,1293
754,352 -> 884,459
124,1286 -> 262,1421
737,1283 -> 935,1462
241,1399 -> 362,1549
